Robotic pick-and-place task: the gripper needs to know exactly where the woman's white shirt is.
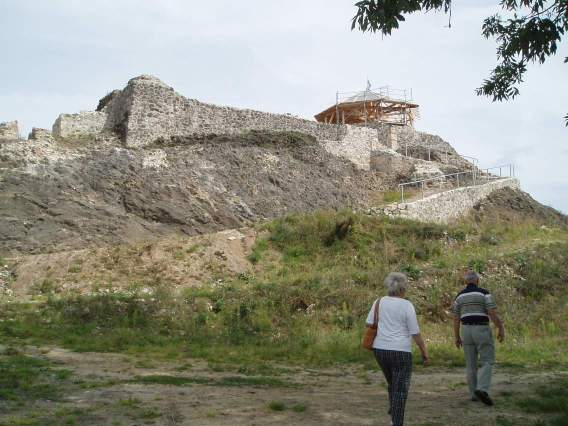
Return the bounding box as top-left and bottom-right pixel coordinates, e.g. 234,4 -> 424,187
365,296 -> 420,353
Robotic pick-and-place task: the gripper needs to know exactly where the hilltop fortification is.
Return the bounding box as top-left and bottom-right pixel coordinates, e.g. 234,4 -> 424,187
0,75 -> 533,255
50,75 -> 459,172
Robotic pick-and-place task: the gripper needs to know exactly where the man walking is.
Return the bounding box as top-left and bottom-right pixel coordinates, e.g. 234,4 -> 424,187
452,270 -> 505,406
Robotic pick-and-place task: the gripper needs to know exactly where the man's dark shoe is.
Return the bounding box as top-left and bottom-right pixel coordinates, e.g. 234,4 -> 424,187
474,390 -> 494,406
470,396 -> 478,402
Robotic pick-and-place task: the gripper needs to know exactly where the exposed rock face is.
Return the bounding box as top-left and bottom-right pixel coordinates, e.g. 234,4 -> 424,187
0,131 -> 387,256
471,187 -> 568,225
0,121 -> 19,141
28,128 -> 54,142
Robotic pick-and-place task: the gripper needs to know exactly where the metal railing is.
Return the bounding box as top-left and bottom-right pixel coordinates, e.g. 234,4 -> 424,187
401,140 -> 480,166
398,163 -> 515,202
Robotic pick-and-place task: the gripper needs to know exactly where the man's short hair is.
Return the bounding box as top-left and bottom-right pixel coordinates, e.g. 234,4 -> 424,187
464,270 -> 480,284
384,272 -> 408,296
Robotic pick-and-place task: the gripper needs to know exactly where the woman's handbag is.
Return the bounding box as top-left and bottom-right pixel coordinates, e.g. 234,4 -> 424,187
362,298 -> 380,351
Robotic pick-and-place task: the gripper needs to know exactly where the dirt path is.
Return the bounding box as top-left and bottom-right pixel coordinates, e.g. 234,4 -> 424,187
1,347 -> 560,426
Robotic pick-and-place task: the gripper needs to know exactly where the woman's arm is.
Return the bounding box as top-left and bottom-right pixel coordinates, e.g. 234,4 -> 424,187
412,333 -> 430,365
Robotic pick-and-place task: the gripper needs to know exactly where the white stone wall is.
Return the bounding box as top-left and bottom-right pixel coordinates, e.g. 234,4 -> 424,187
0,121 -> 19,141
379,178 -> 520,223
52,111 -> 106,139
322,126 -> 393,170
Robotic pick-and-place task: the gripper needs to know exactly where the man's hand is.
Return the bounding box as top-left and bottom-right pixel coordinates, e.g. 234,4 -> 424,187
497,329 -> 505,343
422,353 -> 430,366
455,336 -> 463,349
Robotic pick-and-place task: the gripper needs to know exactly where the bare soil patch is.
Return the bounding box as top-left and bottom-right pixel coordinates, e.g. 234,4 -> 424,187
1,347 -> 561,425
7,228 -> 256,296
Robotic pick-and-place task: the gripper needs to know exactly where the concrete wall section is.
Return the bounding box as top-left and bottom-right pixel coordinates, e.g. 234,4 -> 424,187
379,178 -> 520,223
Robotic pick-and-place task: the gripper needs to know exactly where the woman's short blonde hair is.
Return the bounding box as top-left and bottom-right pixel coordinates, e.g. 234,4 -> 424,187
384,272 -> 408,296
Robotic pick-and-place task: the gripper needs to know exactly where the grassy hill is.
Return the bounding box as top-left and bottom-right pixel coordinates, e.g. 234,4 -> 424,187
2,210 -> 567,371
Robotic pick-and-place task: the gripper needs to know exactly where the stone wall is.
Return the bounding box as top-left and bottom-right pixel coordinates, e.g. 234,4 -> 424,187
47,75 -> 464,171
28,128 -> 54,142
322,126 -> 395,170
91,75 -> 392,169
0,121 -> 19,141
378,178 -> 520,223
52,111 -> 106,139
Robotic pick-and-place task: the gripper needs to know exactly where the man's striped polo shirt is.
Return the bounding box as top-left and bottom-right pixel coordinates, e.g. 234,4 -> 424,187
451,284 -> 497,325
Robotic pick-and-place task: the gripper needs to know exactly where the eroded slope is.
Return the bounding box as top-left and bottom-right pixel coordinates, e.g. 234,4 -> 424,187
0,132 -> 384,256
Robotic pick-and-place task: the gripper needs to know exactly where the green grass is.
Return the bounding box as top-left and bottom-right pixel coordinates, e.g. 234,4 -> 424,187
495,378 -> 568,426
517,378 -> 568,425
1,211 -> 567,371
382,190 -> 402,204
0,353 -> 71,402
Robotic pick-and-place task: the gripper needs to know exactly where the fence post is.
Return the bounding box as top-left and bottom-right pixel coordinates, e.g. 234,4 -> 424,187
421,181 -> 425,199
401,186 -> 404,203
457,174 -> 460,187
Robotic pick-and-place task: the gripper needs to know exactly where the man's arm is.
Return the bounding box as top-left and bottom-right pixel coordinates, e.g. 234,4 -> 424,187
453,315 -> 462,348
488,308 -> 505,343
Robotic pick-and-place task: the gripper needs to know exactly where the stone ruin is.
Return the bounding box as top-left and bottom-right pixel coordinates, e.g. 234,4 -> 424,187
45,75 -> 465,172
2,75 -> 469,175
0,75 -> 521,225
0,121 -> 19,141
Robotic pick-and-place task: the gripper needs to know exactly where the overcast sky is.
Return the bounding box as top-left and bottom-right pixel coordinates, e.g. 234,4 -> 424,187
1,0 -> 567,212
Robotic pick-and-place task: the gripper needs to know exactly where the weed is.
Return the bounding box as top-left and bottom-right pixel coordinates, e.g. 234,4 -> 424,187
292,402 -> 307,412
247,238 -> 268,264
138,407 -> 161,419
400,263 -> 421,280
382,190 -> 401,204
268,400 -> 286,411
67,265 -> 82,273
117,397 -> 142,408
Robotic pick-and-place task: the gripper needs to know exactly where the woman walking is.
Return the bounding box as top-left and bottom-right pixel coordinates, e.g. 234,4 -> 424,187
366,272 -> 429,426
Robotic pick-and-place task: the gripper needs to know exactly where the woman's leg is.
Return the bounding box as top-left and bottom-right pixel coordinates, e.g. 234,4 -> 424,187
374,349 -> 394,415
389,351 -> 413,426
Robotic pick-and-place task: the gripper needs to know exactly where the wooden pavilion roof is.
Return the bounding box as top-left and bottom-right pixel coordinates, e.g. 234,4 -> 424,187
314,97 -> 419,126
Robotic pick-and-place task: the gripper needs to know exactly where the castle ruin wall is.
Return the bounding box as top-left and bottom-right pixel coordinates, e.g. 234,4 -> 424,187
52,111 -> 106,139
0,121 -> 20,141
47,75 -> 463,171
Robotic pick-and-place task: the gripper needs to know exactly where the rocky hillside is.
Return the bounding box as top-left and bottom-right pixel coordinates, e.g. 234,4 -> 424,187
2,75 -> 565,258
471,187 -> 568,225
0,131 -> 388,256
